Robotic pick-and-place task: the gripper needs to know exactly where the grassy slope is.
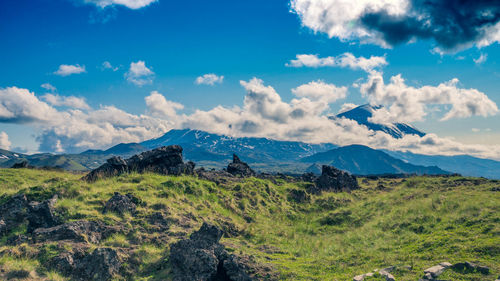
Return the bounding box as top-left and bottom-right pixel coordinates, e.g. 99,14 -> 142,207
0,168 -> 498,281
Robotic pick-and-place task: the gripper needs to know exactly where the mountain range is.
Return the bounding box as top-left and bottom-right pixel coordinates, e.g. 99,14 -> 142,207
1,104 -> 499,178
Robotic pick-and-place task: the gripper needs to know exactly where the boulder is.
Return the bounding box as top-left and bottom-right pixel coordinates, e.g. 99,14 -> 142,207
52,247 -> 121,281
83,145 -> 195,182
169,223 -> 253,281
77,248 -> 121,281
33,220 -> 118,244
422,262 -> 452,280
0,194 -> 28,235
227,154 -> 255,177
102,192 -> 137,215
451,261 -> 489,274
27,195 -> 60,232
315,165 -> 359,192
11,160 -> 30,169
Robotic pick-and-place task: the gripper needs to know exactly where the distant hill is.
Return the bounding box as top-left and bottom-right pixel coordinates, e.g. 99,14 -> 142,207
333,104 -> 425,138
301,144 -> 449,175
384,150 -> 500,179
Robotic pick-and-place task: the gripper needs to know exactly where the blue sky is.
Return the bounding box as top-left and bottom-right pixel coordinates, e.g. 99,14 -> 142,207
0,0 -> 499,159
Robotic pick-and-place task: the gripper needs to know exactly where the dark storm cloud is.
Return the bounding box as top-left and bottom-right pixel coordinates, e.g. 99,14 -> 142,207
360,0 -> 500,50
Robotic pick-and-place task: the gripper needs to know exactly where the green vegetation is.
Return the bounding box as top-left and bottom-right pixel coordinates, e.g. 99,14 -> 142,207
0,168 -> 499,280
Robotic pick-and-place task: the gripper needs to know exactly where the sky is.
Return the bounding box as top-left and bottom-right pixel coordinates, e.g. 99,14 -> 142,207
0,0 -> 499,159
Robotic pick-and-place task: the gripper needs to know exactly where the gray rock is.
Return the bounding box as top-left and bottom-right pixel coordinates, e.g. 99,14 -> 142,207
422,262 -> 452,279
27,195 -> 60,232
227,154 -> 255,177
451,261 -> 489,274
353,272 -> 374,281
169,223 -> 253,281
0,194 -> 28,235
33,220 -> 118,243
315,165 -> 359,192
83,145 -> 195,182
102,192 -> 137,215
77,248 -> 121,281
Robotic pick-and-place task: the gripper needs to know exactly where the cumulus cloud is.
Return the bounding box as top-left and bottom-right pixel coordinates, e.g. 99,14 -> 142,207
2,79 -> 500,159
359,72 -> 499,124
82,0 -> 157,9
42,93 -> 90,110
287,53 -> 387,72
102,61 -> 119,71
41,83 -> 56,92
290,0 -> 500,51
0,87 -> 59,123
292,80 -> 347,103
195,74 -> 224,85
125,61 -> 154,86
54,64 -> 86,76
0,131 -> 11,150
474,53 -> 488,65
145,91 -> 184,119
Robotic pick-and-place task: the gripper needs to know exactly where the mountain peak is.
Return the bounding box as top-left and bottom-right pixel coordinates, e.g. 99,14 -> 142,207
334,104 -> 425,139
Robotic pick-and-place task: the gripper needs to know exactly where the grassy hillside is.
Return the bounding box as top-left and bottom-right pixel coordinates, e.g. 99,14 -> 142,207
0,168 -> 498,280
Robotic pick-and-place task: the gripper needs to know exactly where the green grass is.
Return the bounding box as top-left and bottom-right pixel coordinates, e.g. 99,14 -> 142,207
0,168 -> 498,280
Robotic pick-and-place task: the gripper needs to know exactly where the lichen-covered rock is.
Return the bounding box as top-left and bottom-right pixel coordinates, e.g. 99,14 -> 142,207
52,247 -> 121,281
315,165 -> 359,192
169,223 -> 253,281
27,195 -> 60,232
33,220 -> 119,243
102,192 -> 137,215
227,154 -> 255,177
0,194 -> 28,235
83,145 -> 195,182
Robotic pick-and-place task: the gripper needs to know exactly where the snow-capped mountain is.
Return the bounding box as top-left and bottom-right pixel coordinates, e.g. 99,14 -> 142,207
333,104 -> 425,138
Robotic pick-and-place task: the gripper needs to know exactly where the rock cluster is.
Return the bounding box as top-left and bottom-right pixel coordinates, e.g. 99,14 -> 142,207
419,261 -> 490,280
0,194 -> 61,236
315,165 -> 359,192
227,154 -> 256,177
33,220 -> 119,244
83,145 -> 195,182
52,247 -> 121,281
169,223 -> 254,281
353,266 -> 396,281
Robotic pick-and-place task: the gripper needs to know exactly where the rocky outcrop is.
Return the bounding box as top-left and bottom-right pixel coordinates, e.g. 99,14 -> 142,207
52,247 -> 121,281
0,194 -> 28,235
0,194 -> 61,235
102,192 -> 138,215
315,165 -> 359,192
451,261 -> 490,274
227,154 -> 255,177
169,223 -> 254,281
353,266 -> 396,281
27,195 -> 60,232
83,145 -> 195,182
421,262 -> 452,280
33,220 -> 119,244
11,160 -> 31,169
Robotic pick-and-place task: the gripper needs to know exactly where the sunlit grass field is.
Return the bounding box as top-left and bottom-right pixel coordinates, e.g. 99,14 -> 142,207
0,168 -> 498,280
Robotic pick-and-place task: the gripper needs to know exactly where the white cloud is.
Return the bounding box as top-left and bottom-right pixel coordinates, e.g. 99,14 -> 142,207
82,0 -> 157,9
474,53 -> 488,65
290,0 -> 408,46
41,83 -> 57,92
0,131 -> 11,150
338,103 -> 358,114
102,61 -> 119,71
125,61 -> 154,86
359,72 -> 499,124
472,128 -> 480,133
0,87 -> 59,123
195,74 -> 224,85
287,53 -> 387,72
292,80 -> 347,103
290,0 -> 500,51
2,79 -> 500,160
42,93 -> 90,110
145,91 -> 184,119
54,64 -> 86,76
